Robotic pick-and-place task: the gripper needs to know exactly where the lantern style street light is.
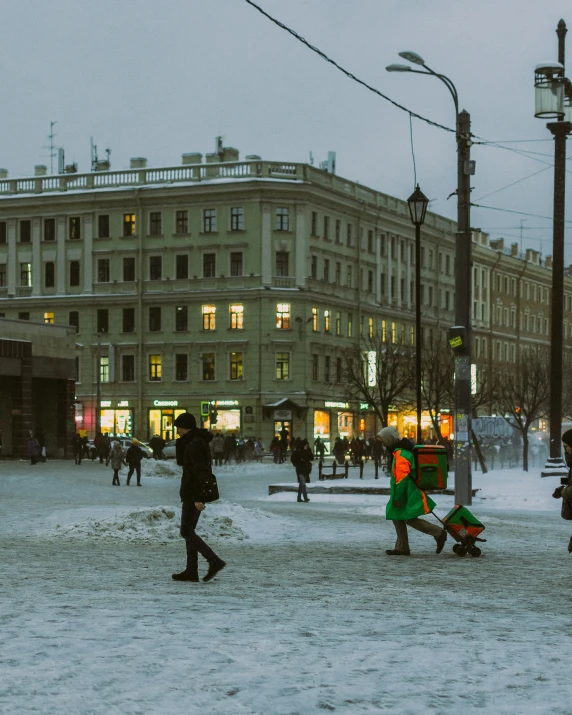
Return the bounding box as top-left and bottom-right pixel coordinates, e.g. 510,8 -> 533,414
407,184 -> 429,445
387,52 -> 474,505
534,21 -> 572,477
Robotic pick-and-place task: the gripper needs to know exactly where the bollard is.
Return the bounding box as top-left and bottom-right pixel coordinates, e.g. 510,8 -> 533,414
359,459 -> 364,479
344,461 -> 349,479
374,459 -> 379,479
319,460 -> 324,481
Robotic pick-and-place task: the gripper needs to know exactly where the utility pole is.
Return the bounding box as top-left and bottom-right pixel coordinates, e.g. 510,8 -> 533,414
95,332 -> 102,436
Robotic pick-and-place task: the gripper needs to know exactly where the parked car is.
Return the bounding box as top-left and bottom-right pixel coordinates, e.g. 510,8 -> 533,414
163,440 -> 177,459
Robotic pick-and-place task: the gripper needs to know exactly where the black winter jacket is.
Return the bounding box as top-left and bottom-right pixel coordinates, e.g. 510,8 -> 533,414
177,428 -> 213,503
126,445 -> 146,466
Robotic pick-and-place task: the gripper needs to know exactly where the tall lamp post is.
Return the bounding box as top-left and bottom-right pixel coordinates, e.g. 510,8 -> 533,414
407,184 -> 430,445
534,20 -> 572,477
387,52 -> 474,505
95,332 -> 101,436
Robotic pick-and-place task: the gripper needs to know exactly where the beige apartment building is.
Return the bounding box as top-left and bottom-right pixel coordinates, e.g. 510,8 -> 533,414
0,146 -> 569,448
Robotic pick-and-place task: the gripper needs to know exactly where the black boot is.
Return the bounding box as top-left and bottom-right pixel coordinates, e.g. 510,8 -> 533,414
203,559 -> 227,582
172,570 -> 200,582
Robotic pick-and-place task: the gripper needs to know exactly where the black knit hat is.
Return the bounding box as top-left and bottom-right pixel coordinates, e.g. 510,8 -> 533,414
173,412 -> 196,430
562,429 -> 572,447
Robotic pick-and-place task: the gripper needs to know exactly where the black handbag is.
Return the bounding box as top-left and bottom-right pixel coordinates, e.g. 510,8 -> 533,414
562,498 -> 572,521
201,472 -> 220,503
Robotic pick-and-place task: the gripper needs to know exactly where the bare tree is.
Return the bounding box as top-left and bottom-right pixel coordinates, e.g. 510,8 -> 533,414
343,336 -> 415,428
420,331 -> 454,439
495,345 -> 550,471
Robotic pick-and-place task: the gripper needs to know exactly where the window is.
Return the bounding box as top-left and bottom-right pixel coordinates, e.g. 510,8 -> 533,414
324,310 -> 330,333
276,352 -> 290,380
0,264 -> 6,287
230,352 -> 243,380
44,312 -> 54,324
230,207 -> 244,231
312,354 -> 319,381
98,215 -> 110,238
122,308 -> 135,333
175,210 -> 188,234
323,216 -> 330,240
311,211 -> 318,236
276,251 -> 289,277
149,307 -> 161,332
123,213 -> 136,236
123,257 -> 135,282
346,223 -> 353,247
323,259 -> 330,282
446,254 -> 451,275
100,356 -> 109,383
230,304 -> 243,329
0,221 -> 6,244
175,354 -> 188,382
20,220 -> 31,243
97,309 -> 109,334
122,355 -> 135,382
149,256 -> 162,281
44,218 -> 55,242
335,262 -> 341,285
149,212 -> 162,236
44,262 -> 55,288
176,254 -> 189,280
347,266 -> 352,288
20,263 -> 32,287
276,303 -> 290,329
368,270 -> 374,293
276,208 -> 290,231
203,253 -> 216,278
175,306 -> 188,332
336,311 -> 341,336
69,311 -> 79,333
98,259 -> 110,283
203,209 -> 217,233
202,353 -> 215,381
368,230 -> 374,253
230,252 -> 243,277
311,256 -> 317,279
149,355 -> 162,381
336,357 -> 342,383
70,261 -> 80,287
202,305 -> 216,330
348,314 -> 353,338
312,307 -> 318,332
368,317 -> 374,338
335,219 -> 341,244
18,312 -> 30,320
69,217 -> 81,240
324,355 -> 331,383
391,322 -> 397,344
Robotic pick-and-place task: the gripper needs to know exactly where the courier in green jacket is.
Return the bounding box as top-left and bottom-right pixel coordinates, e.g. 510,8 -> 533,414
379,426 -> 447,556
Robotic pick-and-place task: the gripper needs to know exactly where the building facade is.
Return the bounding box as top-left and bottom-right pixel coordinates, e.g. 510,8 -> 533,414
0,148 -> 569,448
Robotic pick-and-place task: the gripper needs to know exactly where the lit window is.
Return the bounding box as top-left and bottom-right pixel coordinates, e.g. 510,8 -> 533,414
100,356 -> 109,383
391,322 -> 397,344
312,307 -> 318,332
230,304 -> 243,329
202,353 -> 215,381
230,352 -> 243,380
348,313 -> 353,338
276,303 -> 290,329
336,311 -> 341,336
276,352 -> 290,380
149,355 -> 162,381
324,310 -> 330,333
44,312 -> 54,324
20,263 -> 32,287
123,213 -> 136,236
276,207 -> 290,231
203,305 -> 216,330
368,317 -> 374,338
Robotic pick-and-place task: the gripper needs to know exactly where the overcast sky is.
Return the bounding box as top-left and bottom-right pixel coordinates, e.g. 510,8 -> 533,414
3,0 -> 572,260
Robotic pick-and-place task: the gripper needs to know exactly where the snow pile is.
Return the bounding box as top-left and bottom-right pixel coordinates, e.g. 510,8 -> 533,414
47,501 -> 291,544
143,460 -> 180,479
143,459 -> 292,479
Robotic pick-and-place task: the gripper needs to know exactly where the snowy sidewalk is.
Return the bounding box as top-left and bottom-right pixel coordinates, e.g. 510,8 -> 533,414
1,459 -> 571,714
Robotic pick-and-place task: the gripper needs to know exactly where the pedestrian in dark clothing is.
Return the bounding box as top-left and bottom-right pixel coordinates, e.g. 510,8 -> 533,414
98,434 -> 111,464
553,430 -> 572,553
314,437 -> 327,460
28,434 -> 41,465
172,412 -> 226,583
149,434 -> 162,460
126,439 -> 148,486
73,434 -> 84,465
106,441 -> 126,486
291,439 -> 313,502
333,437 -> 346,465
278,435 -> 288,464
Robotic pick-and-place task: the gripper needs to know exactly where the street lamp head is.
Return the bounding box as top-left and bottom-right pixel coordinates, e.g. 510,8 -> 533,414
534,62 -> 565,119
407,184 -> 429,226
385,63 -> 412,72
398,50 -> 425,66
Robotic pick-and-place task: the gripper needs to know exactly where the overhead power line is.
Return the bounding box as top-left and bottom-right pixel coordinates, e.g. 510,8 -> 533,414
243,0 -> 456,134
472,203 -> 572,224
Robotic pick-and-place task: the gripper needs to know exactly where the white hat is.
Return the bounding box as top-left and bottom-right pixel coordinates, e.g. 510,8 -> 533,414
377,426 -> 400,447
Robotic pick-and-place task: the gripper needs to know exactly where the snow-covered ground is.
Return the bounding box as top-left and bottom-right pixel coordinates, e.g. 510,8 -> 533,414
1,458 -> 571,714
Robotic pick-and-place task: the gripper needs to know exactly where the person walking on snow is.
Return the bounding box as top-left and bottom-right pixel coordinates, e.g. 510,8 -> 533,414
125,439 -> 148,486
291,439 -> 313,502
553,429 -> 572,553
378,426 -> 447,556
172,412 -> 226,583
106,441 -> 126,486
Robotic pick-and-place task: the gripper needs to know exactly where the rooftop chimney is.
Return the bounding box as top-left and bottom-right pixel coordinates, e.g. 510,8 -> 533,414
34,165 -> 48,176
221,147 -> 239,162
245,154 -> 261,161
0,169 -> 9,179
182,153 -> 202,165
510,242 -> 519,257
490,238 -> 504,251
130,157 -> 147,169
546,255 -> 553,269
205,153 -> 219,164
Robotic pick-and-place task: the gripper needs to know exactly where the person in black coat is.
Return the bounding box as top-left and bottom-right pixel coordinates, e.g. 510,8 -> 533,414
291,439 -> 313,502
125,439 -> 148,486
73,434 -> 84,465
172,412 -> 226,583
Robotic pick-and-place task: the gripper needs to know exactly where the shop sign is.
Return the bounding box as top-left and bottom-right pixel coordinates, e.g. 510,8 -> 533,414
118,400 -> 129,408
367,350 -> 377,387
153,400 -> 179,407
274,409 -> 292,420
325,401 -> 349,409
101,400 -> 112,408
212,400 -> 239,407
360,402 -> 370,411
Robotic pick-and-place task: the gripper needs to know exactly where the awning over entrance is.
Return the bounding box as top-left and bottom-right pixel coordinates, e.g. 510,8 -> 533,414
263,398 -> 308,418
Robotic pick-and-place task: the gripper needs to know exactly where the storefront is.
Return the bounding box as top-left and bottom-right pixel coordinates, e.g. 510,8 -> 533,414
324,401 -> 353,440
313,409 -> 331,452
148,400 -> 186,441
205,400 -> 242,434
274,408 -> 293,443
358,403 -> 377,438
100,400 -> 133,437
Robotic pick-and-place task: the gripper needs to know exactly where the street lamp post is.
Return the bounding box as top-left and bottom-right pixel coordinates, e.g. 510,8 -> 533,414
534,20 -> 572,477
407,185 -> 429,445
387,53 -> 474,504
95,332 -> 101,436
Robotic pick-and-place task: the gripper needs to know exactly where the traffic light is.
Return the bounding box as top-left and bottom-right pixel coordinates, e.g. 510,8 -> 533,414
210,407 -> 218,425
